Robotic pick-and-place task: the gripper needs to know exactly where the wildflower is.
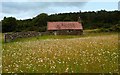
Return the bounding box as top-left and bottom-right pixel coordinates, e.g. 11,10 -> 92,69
65,67 -> 69,72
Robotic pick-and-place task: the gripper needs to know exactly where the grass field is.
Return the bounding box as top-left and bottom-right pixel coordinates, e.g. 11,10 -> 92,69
2,32 -> 119,73
0,33 -> 2,73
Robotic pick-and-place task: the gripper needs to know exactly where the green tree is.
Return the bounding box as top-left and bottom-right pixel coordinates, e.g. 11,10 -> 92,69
63,15 -> 73,21
33,13 -> 48,27
2,17 -> 17,32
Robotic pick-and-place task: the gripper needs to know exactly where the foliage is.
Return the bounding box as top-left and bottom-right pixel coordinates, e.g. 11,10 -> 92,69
109,24 -> 120,32
2,17 -> 17,32
1,10 -> 120,32
32,13 -> 48,27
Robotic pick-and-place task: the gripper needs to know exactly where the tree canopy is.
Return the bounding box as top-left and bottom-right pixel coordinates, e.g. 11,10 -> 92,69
2,10 -> 120,32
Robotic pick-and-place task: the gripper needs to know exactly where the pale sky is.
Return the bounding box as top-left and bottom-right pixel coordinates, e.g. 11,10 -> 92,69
0,0 -> 120,20
0,0 -> 119,2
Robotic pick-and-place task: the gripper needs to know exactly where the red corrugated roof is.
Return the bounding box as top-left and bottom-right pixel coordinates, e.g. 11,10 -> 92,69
47,22 -> 83,30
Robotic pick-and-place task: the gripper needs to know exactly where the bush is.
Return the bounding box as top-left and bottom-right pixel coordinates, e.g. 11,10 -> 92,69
109,24 -> 120,32
99,28 -> 110,32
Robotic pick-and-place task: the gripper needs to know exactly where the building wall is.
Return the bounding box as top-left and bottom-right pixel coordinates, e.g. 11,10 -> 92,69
48,30 -> 83,35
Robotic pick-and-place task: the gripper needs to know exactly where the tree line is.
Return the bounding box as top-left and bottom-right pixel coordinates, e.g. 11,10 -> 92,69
1,10 -> 120,33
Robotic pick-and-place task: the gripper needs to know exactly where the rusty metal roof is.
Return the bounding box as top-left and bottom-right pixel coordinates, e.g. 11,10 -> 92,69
47,22 -> 83,30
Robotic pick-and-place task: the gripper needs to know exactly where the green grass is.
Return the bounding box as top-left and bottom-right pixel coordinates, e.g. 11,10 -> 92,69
0,33 -> 2,73
2,32 -> 118,43
2,32 -> 119,73
13,35 -> 82,42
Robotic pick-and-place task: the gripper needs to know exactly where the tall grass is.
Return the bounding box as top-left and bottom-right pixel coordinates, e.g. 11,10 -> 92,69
0,33 -> 2,73
2,33 -> 119,73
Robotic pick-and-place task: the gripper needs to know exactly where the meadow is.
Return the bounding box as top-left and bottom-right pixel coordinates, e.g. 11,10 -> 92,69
2,32 -> 119,73
0,33 -> 2,73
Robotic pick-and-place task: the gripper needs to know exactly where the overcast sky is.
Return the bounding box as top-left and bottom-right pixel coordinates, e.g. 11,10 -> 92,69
0,0 -> 119,20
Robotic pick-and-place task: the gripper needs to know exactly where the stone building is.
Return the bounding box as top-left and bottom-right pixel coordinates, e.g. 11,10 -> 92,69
47,21 -> 83,35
